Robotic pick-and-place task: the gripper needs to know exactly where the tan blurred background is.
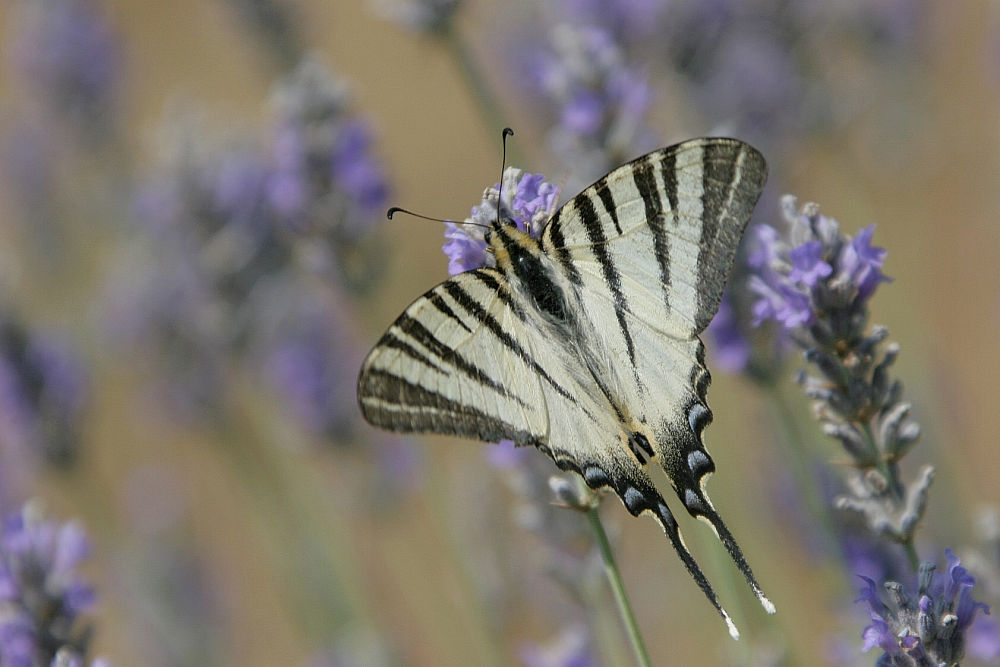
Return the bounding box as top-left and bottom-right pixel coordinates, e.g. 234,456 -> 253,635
0,1 -> 999,665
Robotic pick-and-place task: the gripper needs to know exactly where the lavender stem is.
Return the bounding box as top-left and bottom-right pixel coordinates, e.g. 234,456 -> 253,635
585,504 -> 651,667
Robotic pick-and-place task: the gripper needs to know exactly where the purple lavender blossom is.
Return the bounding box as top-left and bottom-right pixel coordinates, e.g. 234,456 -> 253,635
6,0 -> 121,141
526,24 -> 655,188
749,197 -> 890,337
108,58 -> 392,428
442,167 -> 559,275
0,122 -> 61,260
0,504 -> 98,665
856,550 -> 995,665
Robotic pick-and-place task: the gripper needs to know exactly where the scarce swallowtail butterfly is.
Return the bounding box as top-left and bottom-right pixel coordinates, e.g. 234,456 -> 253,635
357,137 -> 773,637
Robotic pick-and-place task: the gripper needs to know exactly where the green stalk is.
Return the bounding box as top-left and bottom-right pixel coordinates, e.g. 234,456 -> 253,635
585,506 -> 651,667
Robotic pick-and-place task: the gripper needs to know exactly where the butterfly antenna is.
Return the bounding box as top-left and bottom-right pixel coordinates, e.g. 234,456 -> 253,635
386,207 -> 489,231
495,127 -> 514,229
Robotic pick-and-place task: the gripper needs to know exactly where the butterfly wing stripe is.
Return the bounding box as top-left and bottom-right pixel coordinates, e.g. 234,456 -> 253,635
389,314 -> 530,406
574,192 -> 637,369
359,369 -> 542,444
441,276 -> 580,406
632,156 -> 673,315
427,291 -> 472,333
467,269 -> 525,318
541,215 -> 583,286
594,177 -> 623,235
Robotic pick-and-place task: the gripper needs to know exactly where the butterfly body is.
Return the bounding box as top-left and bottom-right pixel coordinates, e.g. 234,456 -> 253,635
358,138 -> 773,637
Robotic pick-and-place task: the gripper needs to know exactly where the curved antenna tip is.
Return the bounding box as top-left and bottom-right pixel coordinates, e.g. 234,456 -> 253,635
386,206 -> 403,219
502,127 -> 514,138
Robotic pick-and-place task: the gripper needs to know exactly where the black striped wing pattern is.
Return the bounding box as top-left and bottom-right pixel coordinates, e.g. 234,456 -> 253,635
358,138 -> 772,637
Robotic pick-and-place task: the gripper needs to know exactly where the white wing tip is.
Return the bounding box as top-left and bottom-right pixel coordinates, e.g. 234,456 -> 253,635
726,616 -> 740,640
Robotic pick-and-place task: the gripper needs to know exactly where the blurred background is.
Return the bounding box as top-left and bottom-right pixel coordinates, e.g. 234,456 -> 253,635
0,0 -> 999,665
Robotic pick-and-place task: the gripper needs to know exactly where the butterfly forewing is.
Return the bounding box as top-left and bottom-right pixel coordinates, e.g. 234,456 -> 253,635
542,137 -> 767,337
358,137 -> 771,637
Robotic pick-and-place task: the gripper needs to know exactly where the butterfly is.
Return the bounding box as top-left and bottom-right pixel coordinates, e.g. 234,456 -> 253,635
357,137 -> 773,637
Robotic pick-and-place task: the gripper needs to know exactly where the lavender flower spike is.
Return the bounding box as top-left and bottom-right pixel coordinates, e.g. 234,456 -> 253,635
751,196 -> 928,560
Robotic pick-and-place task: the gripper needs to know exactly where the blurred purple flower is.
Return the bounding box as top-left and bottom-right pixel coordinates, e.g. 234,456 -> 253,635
6,0 -> 121,141
485,439 -> 532,471
108,59 -> 392,424
268,58 -> 389,235
652,0 -> 925,154
0,123 -> 58,249
442,167 -> 559,275
857,550 -> 996,665
520,624 -> 596,667
331,120 -> 387,210
106,130 -> 281,419
0,504 -> 98,665
267,58 -> 390,286
262,296 -> 361,439
706,294 -> 752,374
692,27 -> 802,145
526,24 -> 655,187
0,316 -> 87,475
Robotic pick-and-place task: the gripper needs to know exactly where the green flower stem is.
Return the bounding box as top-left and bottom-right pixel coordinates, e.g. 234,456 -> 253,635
585,506 -> 651,667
